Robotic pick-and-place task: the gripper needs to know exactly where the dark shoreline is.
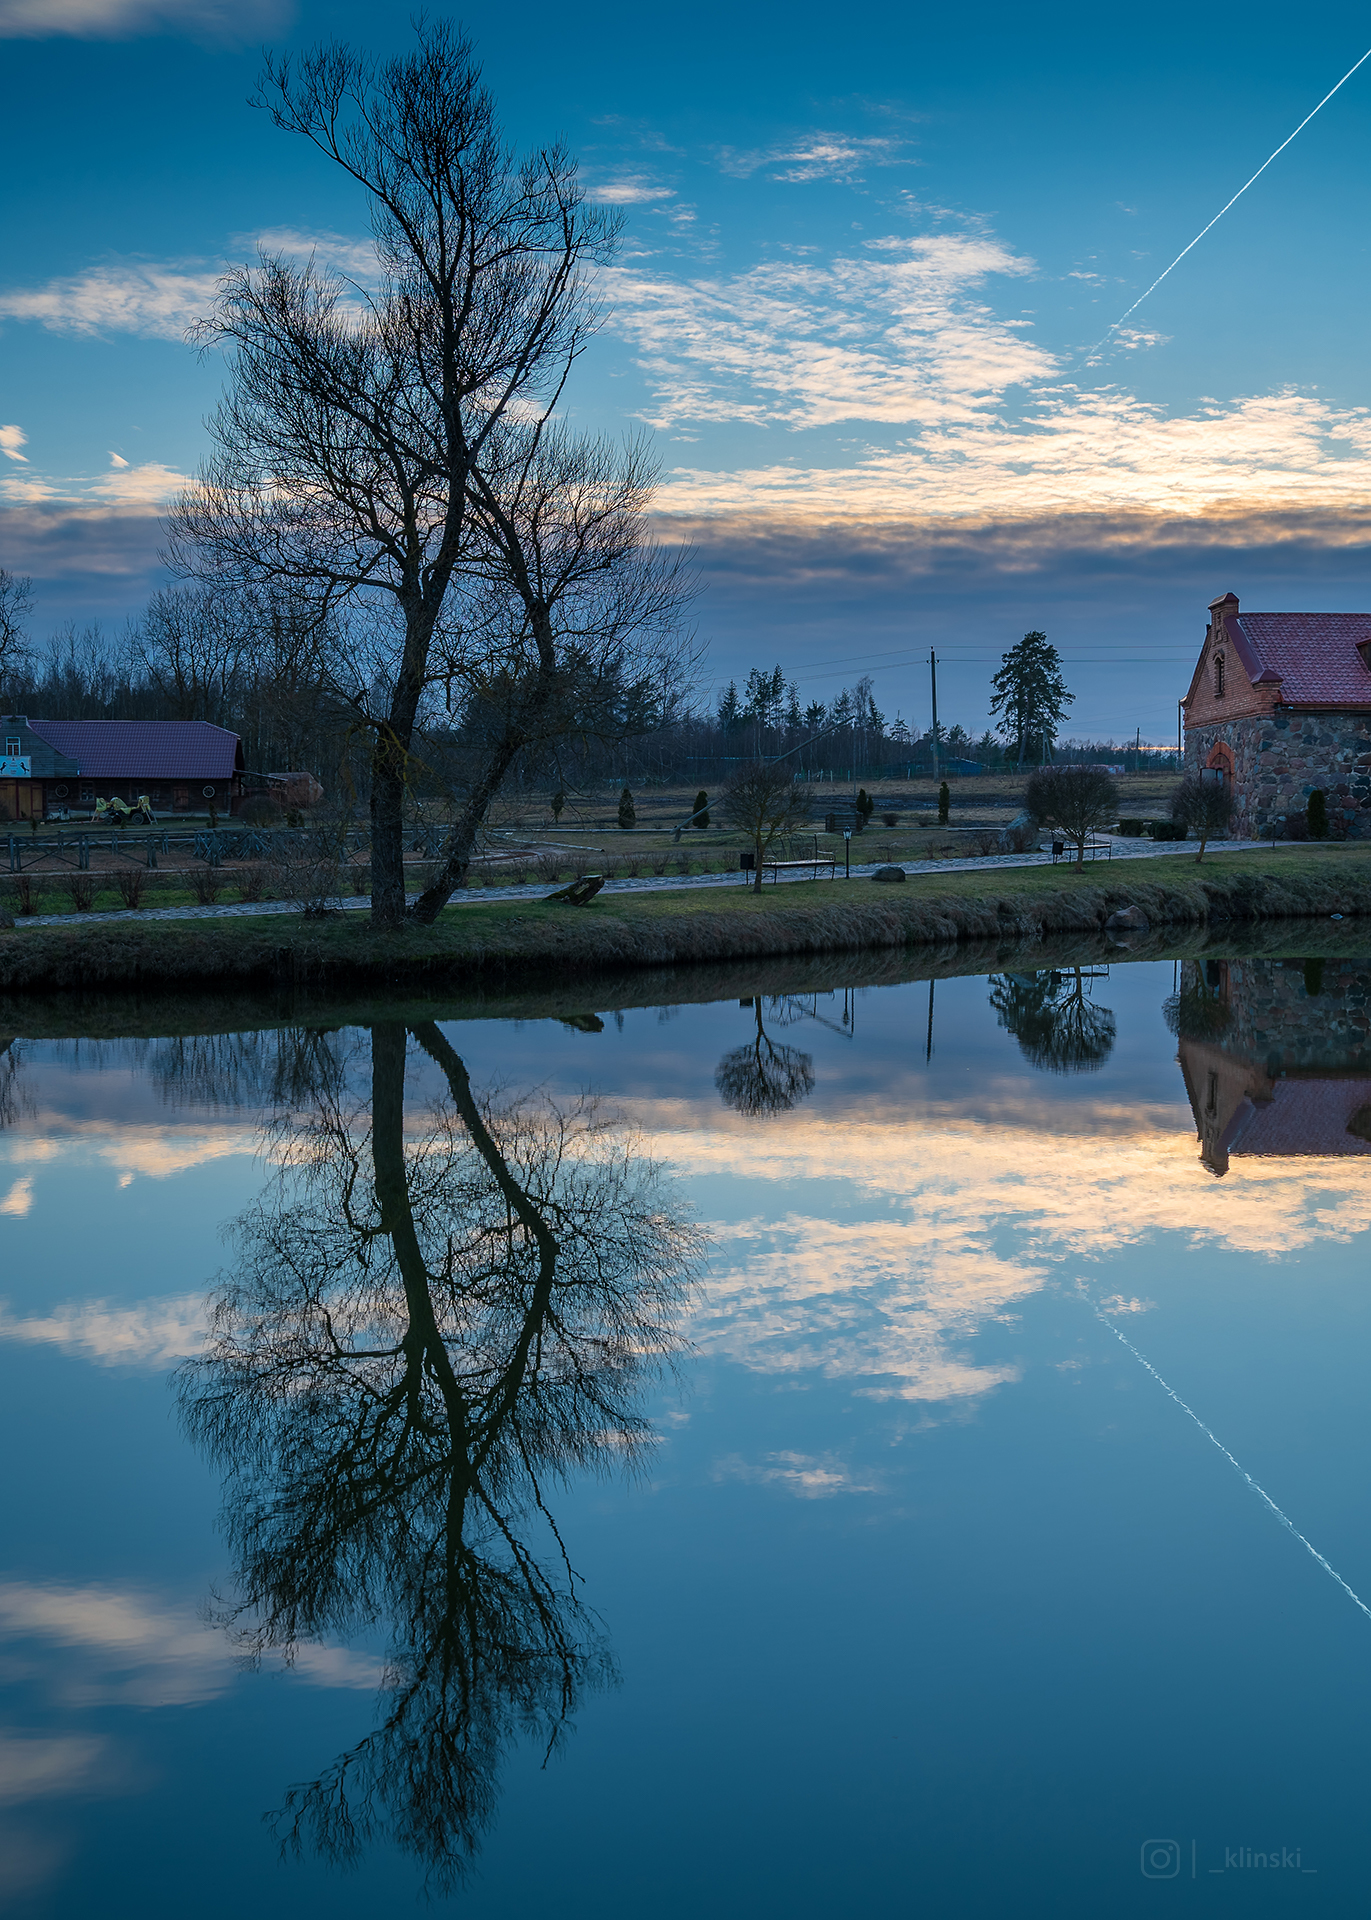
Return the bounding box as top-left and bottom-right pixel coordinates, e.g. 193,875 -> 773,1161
0,890 -> 1365,1040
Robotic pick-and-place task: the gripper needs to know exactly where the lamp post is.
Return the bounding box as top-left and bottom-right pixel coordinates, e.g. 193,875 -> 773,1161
843,828 -> 851,880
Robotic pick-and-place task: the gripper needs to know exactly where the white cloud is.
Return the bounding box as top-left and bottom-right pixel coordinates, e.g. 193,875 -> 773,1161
248,226 -> 381,282
0,457 -> 190,510
0,1733 -> 104,1806
0,1177 -> 33,1217
0,1292 -> 207,1368
716,133 -> 912,183
608,233 -> 1047,431
0,0 -> 290,38
0,1582 -> 383,1708
655,386 -> 1371,522
0,425 -> 27,462
588,180 -> 677,206
108,452 -> 129,468
618,1092 -> 1371,1406
714,1450 -> 884,1498
0,262 -> 220,339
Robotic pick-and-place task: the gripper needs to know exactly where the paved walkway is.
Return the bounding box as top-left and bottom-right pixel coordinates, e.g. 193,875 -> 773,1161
3,834 -> 1282,931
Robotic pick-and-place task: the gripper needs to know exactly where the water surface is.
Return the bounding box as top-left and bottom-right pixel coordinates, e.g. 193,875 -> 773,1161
2,949 -> 1370,1915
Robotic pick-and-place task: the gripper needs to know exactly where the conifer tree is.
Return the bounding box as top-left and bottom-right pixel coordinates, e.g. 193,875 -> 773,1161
990,631 -> 1073,766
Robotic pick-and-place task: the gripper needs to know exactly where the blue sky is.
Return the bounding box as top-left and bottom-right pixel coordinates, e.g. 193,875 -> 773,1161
5,0 -> 1371,742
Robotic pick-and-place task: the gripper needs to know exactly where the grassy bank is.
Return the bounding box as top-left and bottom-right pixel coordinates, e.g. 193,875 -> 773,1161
0,846 -> 1367,1000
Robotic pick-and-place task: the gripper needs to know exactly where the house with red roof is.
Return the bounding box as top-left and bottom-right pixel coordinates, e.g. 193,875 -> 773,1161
0,715 -> 243,822
1181,593 -> 1371,838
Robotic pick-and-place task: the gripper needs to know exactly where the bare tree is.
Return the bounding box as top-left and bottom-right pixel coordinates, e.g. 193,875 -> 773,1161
128,586 -> 248,723
167,22 -> 617,926
1023,765 -> 1119,868
177,1021 -> 702,1891
714,1000 -> 816,1115
0,569 -> 33,693
1170,771 -> 1235,862
721,761 -> 808,893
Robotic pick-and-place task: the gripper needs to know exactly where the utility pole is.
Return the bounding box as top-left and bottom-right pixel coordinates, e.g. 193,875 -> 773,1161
929,651 -> 940,784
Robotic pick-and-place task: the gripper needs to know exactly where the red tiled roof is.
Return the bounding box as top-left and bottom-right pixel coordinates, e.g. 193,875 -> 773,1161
1229,612 -> 1371,706
26,720 -> 242,780
1229,1079 -> 1371,1158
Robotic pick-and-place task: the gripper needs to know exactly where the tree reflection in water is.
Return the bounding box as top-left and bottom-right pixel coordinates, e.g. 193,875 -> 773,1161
988,969 -> 1117,1074
177,1020 -> 703,1893
714,999 -> 816,1115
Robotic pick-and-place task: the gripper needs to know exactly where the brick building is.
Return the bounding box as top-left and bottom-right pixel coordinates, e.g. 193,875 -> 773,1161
0,716 -> 243,821
1175,956 -> 1371,1175
1181,592 -> 1371,839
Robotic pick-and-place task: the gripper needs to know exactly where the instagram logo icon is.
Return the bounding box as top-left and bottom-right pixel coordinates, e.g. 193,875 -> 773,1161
1141,1839 -> 1181,1879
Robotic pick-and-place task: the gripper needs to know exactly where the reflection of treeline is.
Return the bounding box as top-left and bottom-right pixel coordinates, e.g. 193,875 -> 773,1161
177,1023 -> 703,1892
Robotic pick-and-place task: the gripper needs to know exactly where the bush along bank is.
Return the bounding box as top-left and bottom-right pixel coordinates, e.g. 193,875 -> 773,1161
0,853 -> 1368,995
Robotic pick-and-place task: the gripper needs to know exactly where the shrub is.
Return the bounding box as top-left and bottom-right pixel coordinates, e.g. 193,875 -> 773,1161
1283,812 -> 1309,842
188,867 -> 222,904
652,854 -> 668,876
10,876 -> 36,915
236,864 -> 267,902
856,787 -> 875,825
692,789 -> 710,830
240,793 -> 280,827
1116,818 -> 1147,837
1149,820 -> 1186,841
973,828 -> 1001,856
1307,789 -> 1329,839
937,782 -> 950,825
617,786 -> 636,830
536,854 -> 562,883
551,790 -> 565,824
64,874 -> 96,912
114,868 -> 146,908
880,811 -> 899,828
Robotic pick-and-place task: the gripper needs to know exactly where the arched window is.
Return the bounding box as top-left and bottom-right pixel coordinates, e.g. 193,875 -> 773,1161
1213,653 -> 1225,697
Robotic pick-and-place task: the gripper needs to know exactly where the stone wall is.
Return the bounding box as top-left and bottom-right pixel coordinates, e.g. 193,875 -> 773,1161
1187,708 -> 1371,839
1181,957 -> 1371,1073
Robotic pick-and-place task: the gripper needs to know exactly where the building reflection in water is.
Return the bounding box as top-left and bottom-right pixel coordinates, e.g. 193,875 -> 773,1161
176,1021 -> 703,1892
1170,958 -> 1371,1175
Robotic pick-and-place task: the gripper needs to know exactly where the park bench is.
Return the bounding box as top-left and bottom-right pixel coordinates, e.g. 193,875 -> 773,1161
1049,835 -> 1112,864
739,852 -> 837,883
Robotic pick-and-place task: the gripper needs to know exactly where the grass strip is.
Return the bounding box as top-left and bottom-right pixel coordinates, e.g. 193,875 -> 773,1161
0,848 -> 1367,997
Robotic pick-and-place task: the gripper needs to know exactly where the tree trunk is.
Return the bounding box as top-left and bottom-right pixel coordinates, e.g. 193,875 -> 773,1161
369,730 -> 411,927
408,605 -> 560,927
370,598 -> 437,929
1196,830 -> 1208,864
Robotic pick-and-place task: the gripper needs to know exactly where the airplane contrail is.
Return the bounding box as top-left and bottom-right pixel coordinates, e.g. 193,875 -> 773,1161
1091,42 -> 1371,357
1095,1309 -> 1371,1624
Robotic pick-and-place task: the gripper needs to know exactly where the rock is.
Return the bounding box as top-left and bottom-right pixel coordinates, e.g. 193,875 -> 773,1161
871,865 -> 907,883
1105,905 -> 1149,932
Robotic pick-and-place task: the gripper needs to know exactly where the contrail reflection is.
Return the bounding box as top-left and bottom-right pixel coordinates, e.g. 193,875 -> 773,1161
1094,1310 -> 1371,1625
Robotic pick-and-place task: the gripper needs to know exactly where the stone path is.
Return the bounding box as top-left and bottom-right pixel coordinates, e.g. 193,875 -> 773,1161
4,833 -> 1284,931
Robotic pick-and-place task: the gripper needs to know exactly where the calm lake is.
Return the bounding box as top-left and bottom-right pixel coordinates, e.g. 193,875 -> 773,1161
2,944 -> 1370,1917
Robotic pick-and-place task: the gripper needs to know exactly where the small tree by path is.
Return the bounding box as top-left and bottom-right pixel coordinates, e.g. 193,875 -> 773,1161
617,787 -> 636,830
551,791 -> 565,825
1024,766 -> 1119,868
1170,773 -> 1235,862
692,790 -> 710,829
722,763 -> 807,892
938,781 -> 950,825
